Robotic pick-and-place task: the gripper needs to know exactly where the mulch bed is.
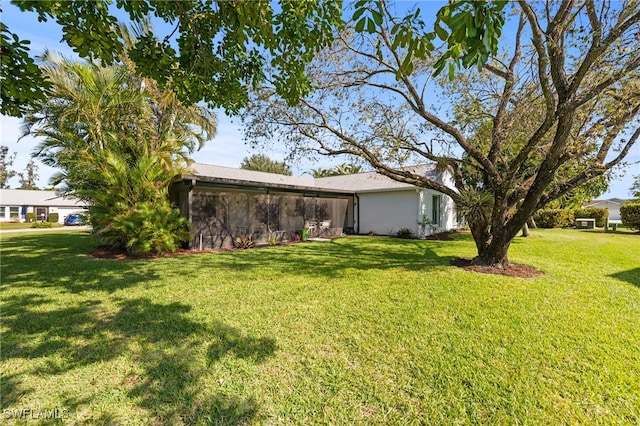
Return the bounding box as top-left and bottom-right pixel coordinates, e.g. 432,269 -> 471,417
425,231 -> 456,241
91,246 -> 220,260
450,257 -> 544,278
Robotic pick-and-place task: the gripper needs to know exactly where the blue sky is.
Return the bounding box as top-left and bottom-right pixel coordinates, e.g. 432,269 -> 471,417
1,2 -> 637,198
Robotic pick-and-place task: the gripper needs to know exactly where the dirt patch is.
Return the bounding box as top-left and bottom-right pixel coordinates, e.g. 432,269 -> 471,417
450,257 -> 544,278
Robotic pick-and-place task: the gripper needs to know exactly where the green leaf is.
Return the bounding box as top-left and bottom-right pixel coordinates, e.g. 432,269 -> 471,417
371,9 -> 383,26
366,17 -> 376,34
435,23 -> 449,41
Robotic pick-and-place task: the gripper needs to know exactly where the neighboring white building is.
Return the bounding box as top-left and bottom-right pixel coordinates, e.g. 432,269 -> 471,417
583,198 -> 631,221
0,189 -> 87,223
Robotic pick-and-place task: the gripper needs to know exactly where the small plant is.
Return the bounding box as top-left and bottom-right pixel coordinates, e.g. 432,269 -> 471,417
396,227 -> 414,239
292,233 -> 301,242
418,215 -> 438,236
268,234 -> 278,246
367,230 -> 377,236
298,228 -> 309,241
234,236 -> 255,249
31,221 -> 53,228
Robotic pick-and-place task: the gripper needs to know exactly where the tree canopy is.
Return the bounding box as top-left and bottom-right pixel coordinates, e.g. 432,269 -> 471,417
244,0 -> 640,267
2,0 -> 343,116
240,154 -> 292,176
2,1 -> 508,117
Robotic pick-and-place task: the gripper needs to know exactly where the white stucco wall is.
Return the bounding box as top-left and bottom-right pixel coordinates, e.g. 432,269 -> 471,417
357,190 -> 419,236
356,189 -> 460,236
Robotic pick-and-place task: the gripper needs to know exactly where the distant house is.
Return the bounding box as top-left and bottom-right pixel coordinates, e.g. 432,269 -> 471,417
0,189 -> 87,223
583,198 -> 631,221
169,163 -> 461,249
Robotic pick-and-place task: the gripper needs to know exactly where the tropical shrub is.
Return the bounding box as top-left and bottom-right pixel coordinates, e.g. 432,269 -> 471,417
396,227 -> 414,239
620,203 -> 640,231
534,209 -> 574,228
573,208 -> 608,227
92,199 -> 189,255
25,51 -> 215,256
234,236 -> 255,249
31,221 -> 52,228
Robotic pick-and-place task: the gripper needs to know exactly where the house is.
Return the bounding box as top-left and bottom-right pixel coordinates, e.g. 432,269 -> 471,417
0,189 -> 87,223
169,163 -> 461,249
583,198 -> 631,221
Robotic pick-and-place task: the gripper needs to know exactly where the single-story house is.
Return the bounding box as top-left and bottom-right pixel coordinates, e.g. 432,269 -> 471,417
169,163 -> 461,249
0,189 -> 87,223
583,198 -> 631,221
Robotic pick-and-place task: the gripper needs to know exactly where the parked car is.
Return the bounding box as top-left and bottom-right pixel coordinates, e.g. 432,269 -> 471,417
64,213 -> 87,226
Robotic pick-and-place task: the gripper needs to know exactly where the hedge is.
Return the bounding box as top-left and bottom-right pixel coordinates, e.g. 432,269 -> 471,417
573,207 -> 608,227
48,212 -> 59,223
620,203 -> 640,230
534,209 -> 575,228
25,212 -> 36,223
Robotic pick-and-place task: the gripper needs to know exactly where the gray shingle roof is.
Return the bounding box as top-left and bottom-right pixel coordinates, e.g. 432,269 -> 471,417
190,163 -> 316,188
187,163 -> 441,193
314,164 -> 439,192
0,189 -> 86,207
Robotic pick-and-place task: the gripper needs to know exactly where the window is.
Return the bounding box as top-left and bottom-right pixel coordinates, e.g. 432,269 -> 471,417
0,206 -> 5,218
431,195 -> 441,225
9,206 -> 19,218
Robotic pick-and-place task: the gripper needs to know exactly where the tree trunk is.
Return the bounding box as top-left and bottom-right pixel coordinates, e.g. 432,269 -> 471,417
521,222 -> 530,237
476,234 -> 513,268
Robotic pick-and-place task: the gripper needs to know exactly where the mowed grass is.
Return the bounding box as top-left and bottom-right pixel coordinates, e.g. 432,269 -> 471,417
1,229 -> 639,425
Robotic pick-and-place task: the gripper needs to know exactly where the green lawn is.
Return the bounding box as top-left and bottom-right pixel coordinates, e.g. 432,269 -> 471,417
0,222 -> 64,230
1,229 -> 639,425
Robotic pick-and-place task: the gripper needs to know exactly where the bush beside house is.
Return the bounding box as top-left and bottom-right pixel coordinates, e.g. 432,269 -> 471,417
620,203 -> 640,230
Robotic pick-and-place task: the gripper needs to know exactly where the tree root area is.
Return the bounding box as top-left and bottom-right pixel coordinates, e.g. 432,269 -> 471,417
450,258 -> 544,278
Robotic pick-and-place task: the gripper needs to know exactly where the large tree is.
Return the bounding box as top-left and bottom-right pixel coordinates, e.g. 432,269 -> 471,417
17,160 -> 39,190
245,0 -> 640,267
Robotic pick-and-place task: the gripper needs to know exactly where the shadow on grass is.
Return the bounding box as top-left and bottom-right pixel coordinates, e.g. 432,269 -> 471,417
609,267 -> 640,288
114,298 -> 276,425
2,296 -> 276,424
1,233 -> 276,424
1,232 -> 159,294
175,236 -> 462,282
